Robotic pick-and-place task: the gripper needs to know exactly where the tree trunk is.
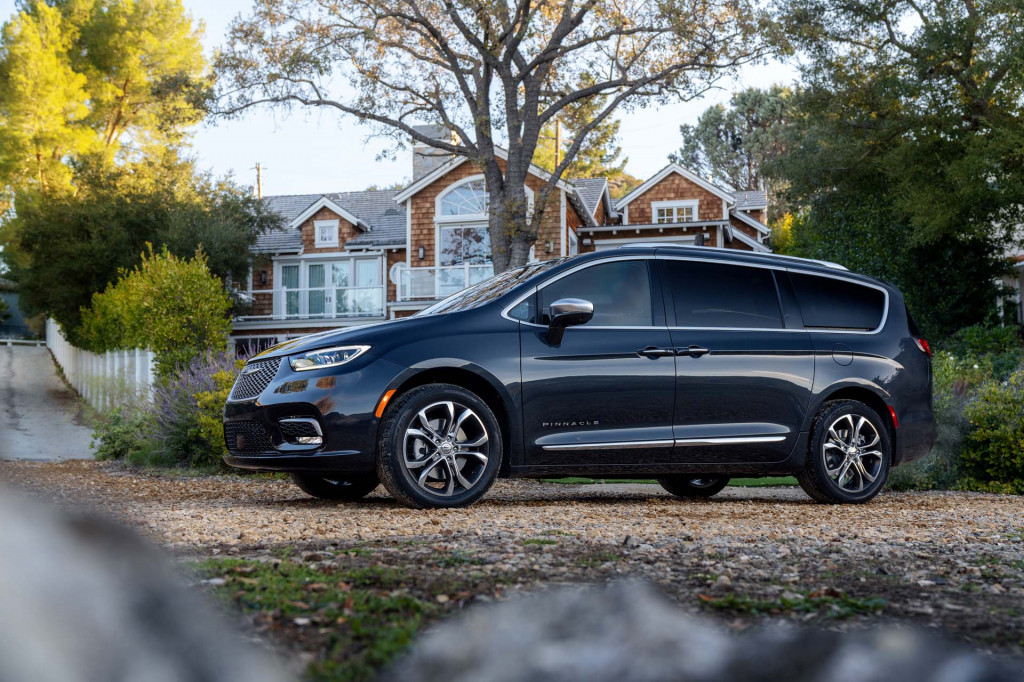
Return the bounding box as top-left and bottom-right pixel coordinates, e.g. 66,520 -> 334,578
487,165 -> 536,273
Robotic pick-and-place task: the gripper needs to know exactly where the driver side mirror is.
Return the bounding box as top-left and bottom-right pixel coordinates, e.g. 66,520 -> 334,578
546,298 -> 594,346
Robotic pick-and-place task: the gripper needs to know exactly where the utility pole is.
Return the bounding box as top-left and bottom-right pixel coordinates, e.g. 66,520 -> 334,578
554,118 -> 562,171
252,162 -> 263,199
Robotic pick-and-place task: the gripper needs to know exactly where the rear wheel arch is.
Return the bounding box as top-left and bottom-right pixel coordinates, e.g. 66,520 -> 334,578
380,366 -> 515,476
811,385 -> 896,445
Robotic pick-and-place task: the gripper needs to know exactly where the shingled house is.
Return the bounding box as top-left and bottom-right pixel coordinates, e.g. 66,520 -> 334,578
232,130 -> 772,352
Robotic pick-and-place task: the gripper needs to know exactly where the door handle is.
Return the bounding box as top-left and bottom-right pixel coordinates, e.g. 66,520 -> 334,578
677,345 -> 711,358
637,346 -> 676,358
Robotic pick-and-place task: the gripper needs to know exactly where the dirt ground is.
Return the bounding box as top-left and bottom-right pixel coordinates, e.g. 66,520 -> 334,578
2,459 -> 1022,673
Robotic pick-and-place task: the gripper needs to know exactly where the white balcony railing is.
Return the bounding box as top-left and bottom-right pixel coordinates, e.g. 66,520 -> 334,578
236,285 -> 385,322
391,263 -> 494,302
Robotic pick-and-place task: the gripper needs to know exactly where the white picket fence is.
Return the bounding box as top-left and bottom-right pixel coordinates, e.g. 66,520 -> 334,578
45,318 -> 156,412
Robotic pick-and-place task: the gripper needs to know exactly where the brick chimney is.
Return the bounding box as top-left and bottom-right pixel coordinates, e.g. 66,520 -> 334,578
412,124 -> 457,181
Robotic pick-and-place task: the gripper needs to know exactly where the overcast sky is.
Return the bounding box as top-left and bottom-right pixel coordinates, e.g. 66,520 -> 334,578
1,0 -> 799,196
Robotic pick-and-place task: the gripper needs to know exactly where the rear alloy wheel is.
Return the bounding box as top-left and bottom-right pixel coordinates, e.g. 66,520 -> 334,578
291,473 -> 380,501
657,475 -> 730,499
798,400 -> 891,504
377,384 -> 502,509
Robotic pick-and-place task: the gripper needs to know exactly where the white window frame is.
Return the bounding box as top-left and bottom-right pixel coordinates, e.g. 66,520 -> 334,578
314,219 -> 340,247
651,199 -> 699,225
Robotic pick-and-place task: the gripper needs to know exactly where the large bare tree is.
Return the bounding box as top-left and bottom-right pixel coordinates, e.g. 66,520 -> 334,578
216,0 -> 768,271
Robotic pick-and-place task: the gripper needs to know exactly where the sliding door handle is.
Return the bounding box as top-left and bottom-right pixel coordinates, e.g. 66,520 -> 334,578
637,346 -> 676,358
677,345 -> 710,358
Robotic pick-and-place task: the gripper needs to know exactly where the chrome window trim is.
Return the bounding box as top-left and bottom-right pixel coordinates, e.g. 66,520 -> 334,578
657,254 -> 889,336
500,255 -> 659,329
784,268 -> 889,335
541,435 -> 786,451
500,253 -> 891,335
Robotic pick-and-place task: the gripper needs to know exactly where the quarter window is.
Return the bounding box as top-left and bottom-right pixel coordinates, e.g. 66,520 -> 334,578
662,260 -> 783,329
538,260 -> 653,327
790,273 -> 885,331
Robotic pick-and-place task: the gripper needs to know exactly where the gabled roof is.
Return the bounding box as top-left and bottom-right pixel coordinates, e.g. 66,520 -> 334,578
257,189 -> 406,254
732,190 -> 768,211
572,178 -> 611,218
393,146 -> 572,204
614,163 -> 736,210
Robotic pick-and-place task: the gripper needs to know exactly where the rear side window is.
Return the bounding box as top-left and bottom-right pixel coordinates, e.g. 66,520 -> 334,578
538,260 -> 653,327
661,260 -> 783,329
790,273 -> 886,331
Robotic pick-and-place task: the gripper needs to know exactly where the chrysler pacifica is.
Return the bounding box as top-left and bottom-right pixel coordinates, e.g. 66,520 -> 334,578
223,245 -> 935,508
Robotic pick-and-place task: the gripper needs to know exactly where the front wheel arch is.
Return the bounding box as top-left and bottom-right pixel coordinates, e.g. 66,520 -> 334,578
378,366 -> 514,476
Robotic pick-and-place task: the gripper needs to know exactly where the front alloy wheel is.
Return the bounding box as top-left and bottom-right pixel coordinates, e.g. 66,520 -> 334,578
798,400 -> 891,504
377,384 -> 501,508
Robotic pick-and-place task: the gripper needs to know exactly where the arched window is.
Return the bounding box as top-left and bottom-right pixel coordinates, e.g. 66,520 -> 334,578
440,179 -> 488,217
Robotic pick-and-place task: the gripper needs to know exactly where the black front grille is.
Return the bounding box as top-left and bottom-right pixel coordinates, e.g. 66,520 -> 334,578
229,357 -> 282,401
224,421 -> 274,456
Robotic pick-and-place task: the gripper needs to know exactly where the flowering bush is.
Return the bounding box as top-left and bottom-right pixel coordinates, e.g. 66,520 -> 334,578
91,350 -> 244,469
148,351 -> 243,468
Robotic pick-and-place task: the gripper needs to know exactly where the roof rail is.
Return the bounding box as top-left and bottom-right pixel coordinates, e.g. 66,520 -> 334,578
614,243 -> 849,271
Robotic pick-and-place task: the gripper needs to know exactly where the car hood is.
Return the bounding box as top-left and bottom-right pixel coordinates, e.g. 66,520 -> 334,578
250,316 -> 426,361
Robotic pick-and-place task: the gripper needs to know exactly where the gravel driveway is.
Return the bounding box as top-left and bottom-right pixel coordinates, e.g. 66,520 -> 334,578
3,460 -> 1022,665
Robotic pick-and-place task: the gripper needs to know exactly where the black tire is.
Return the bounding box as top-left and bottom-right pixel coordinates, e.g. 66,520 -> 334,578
797,400 -> 891,504
657,475 -> 730,499
291,472 -> 380,501
377,384 -> 502,509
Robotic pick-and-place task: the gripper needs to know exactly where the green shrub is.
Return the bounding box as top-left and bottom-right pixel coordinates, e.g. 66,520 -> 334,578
91,408 -> 152,461
195,365 -> 244,460
961,369 -> 1024,494
79,246 -> 232,380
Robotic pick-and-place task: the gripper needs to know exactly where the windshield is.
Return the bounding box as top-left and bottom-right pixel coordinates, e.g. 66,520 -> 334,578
417,259 -> 565,316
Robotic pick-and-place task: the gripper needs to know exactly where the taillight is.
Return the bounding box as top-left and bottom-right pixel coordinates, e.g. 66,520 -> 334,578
914,338 -> 931,357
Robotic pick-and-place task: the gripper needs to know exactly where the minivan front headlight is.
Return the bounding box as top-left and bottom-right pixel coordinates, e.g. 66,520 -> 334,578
289,345 -> 370,372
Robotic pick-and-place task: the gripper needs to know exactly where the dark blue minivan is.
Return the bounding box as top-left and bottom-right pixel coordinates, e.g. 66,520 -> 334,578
223,245 -> 935,508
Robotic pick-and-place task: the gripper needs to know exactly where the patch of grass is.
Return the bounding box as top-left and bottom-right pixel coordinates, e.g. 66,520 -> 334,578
522,538 -> 559,546
576,551 -> 622,568
191,558 -> 431,681
728,476 -> 799,487
435,550 -> 486,568
541,477 -> 659,484
540,476 -> 799,487
699,588 -> 886,620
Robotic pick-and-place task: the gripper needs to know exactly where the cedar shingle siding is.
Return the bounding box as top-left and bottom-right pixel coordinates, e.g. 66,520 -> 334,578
624,174 -> 726,224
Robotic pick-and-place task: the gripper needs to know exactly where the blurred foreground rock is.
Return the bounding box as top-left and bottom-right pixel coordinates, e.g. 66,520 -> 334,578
387,582 -> 1017,682
0,488 -> 288,682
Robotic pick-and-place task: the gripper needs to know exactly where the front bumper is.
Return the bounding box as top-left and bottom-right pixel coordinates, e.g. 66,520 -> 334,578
222,353 -> 409,474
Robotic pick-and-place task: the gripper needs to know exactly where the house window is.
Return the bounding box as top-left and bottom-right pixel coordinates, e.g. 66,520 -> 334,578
440,180 -> 488,216
314,219 -> 339,247
439,225 -> 491,266
652,200 -> 699,224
